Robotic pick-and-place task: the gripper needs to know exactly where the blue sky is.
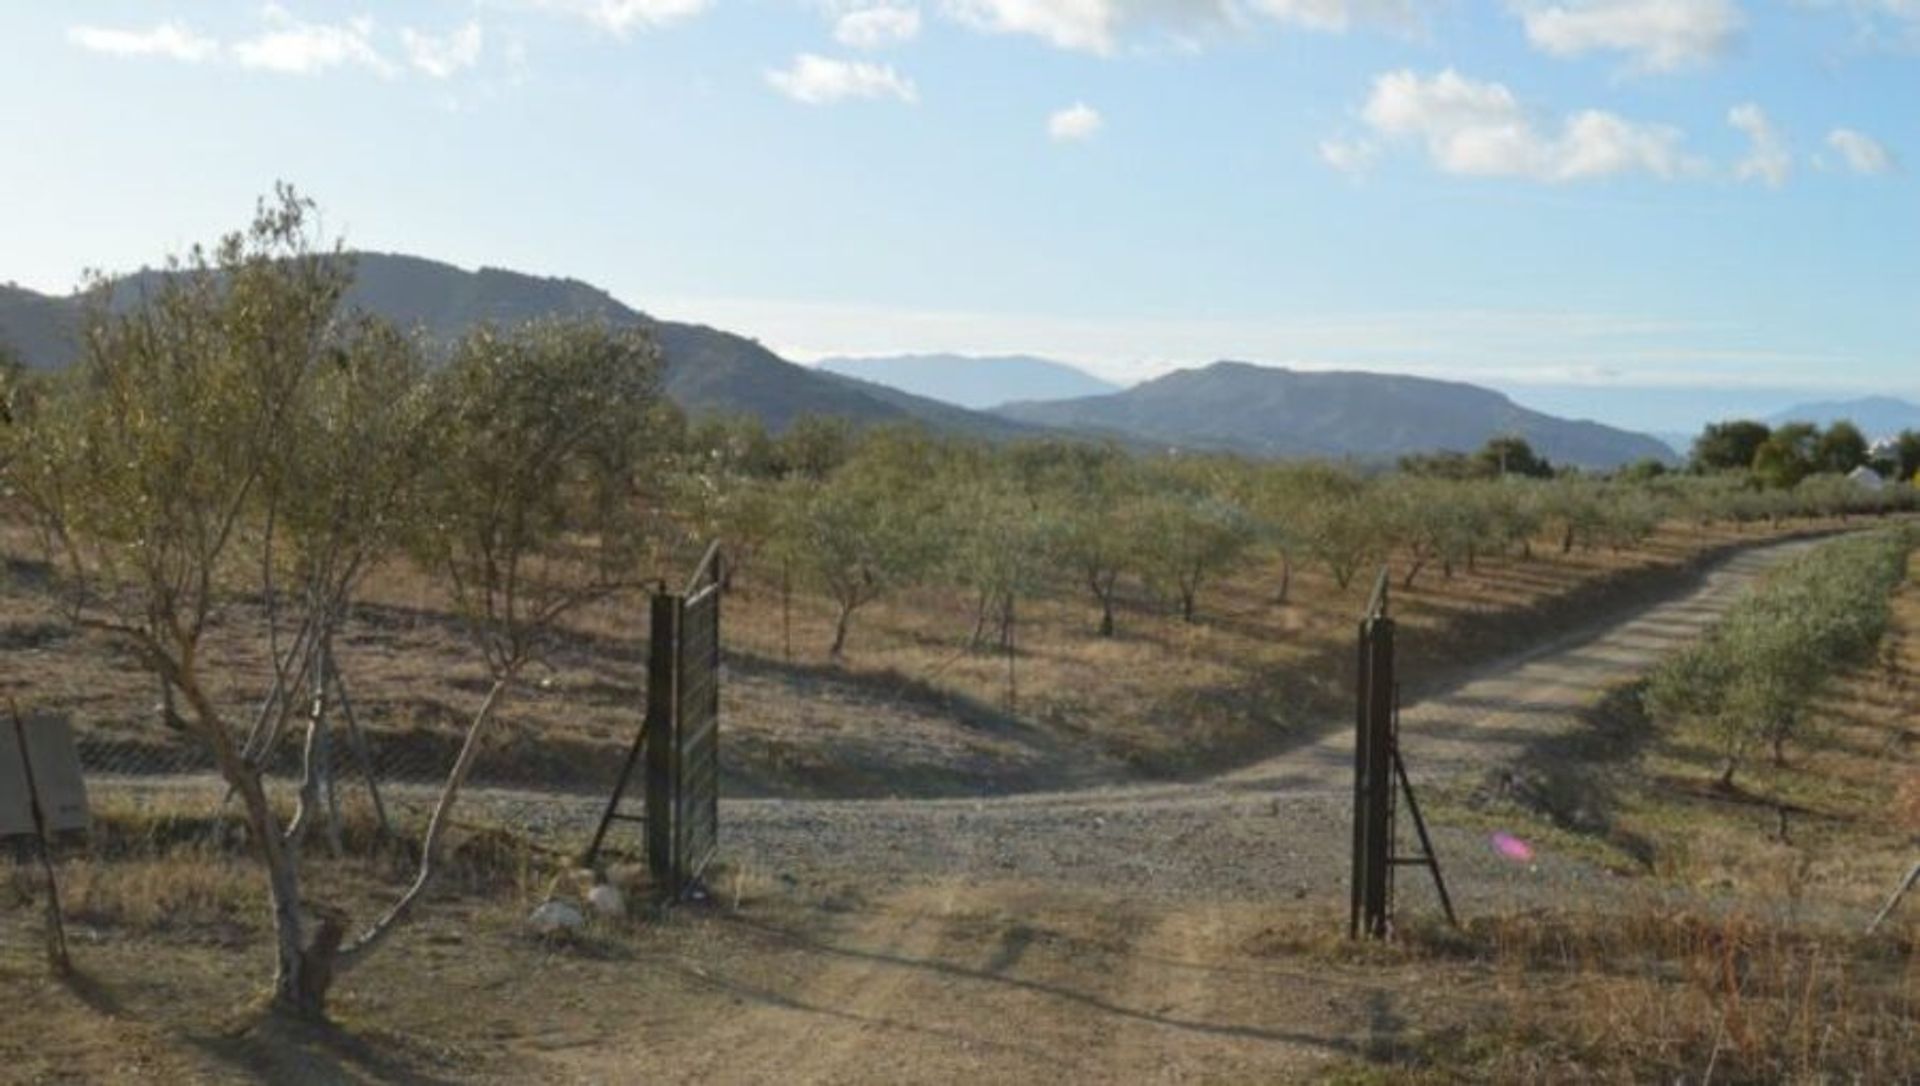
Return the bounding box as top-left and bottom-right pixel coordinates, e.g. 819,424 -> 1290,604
4,1 -> 1916,431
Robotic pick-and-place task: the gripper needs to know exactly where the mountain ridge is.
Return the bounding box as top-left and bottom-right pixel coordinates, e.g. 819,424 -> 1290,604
0,253 -> 1038,440
6,255 -> 1676,467
996,361 -> 1675,468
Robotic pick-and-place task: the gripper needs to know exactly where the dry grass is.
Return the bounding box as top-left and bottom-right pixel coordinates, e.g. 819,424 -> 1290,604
1,513 -> 1886,798
1302,906 -> 1920,1084
1345,553 -> 1920,1083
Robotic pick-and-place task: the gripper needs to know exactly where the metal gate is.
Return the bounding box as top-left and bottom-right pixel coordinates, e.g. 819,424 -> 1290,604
1350,571 -> 1395,939
586,543 -> 723,900
651,546 -> 722,897
1350,569 -> 1455,939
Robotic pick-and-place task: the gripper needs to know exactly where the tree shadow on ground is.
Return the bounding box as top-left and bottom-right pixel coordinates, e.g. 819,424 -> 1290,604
720,913 -> 1367,1061
188,1014 -> 473,1086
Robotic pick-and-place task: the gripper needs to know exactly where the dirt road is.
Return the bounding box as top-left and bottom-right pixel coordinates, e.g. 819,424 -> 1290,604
506,537 -> 1823,1083
73,537 -> 1825,1082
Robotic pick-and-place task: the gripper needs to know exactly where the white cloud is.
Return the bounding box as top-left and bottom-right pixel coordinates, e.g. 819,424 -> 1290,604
1319,137 -> 1380,174
1516,0 -> 1743,71
836,4 -> 924,47
1808,0 -> 1920,45
1728,102 -> 1789,187
1250,0 -> 1423,33
67,22 -> 219,63
767,54 -> 919,104
234,10 -> 396,76
529,0 -> 714,35
401,22 -> 484,79
943,0 -> 1124,52
1354,68 -> 1696,182
1826,128 -> 1898,175
1048,102 -> 1104,140
942,0 -> 1418,52
941,0 -> 1241,54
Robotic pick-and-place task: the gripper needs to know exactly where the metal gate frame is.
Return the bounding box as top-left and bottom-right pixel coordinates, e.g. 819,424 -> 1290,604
585,543 -> 723,901
1350,568 -> 1455,939
650,545 -> 722,898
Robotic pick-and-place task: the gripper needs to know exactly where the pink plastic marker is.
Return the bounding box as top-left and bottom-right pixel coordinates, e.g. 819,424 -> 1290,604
1491,831 -> 1535,863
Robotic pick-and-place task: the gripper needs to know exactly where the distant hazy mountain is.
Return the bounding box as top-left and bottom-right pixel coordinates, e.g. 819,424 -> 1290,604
997,361 -> 1674,468
814,354 -> 1121,410
1767,396 -> 1920,437
0,253 -> 1037,440
1653,431 -> 1696,458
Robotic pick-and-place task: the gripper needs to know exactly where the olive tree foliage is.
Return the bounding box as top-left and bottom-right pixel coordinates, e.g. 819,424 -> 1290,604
1133,463 -> 1254,622
1375,476 -> 1482,588
1237,462 -> 1347,604
1646,529 -> 1912,788
0,190 -> 676,1020
783,426 -> 942,657
343,316 -> 672,977
0,343 -> 38,500
945,471 -> 1062,649
1034,443 -> 1142,636
1,189 -> 370,1016
1293,473 -> 1383,590
266,317 -> 434,850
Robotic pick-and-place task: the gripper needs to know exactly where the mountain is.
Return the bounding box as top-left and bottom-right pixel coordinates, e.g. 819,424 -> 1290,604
0,254 -> 1033,439
814,354 -> 1121,410
996,361 -> 1675,469
1767,396 -> 1920,438
0,284 -> 81,366
812,370 -> 1052,441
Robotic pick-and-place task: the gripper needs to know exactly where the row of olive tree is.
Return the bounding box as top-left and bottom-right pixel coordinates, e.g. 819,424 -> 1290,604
675,417 -> 1920,657
1645,528 -> 1914,788
0,189 -> 674,1018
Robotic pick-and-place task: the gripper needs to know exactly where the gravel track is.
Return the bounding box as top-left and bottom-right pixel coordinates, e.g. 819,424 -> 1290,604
97,535 -> 1822,914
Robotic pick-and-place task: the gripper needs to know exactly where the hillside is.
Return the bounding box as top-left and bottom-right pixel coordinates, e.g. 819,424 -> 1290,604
814,353 -> 1120,409
0,254 -> 1026,438
997,361 -> 1675,468
0,284 -> 80,366
1769,395 -> 1920,437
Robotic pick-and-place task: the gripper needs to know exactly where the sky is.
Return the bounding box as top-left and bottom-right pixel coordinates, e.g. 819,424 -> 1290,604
3,1 -> 1917,432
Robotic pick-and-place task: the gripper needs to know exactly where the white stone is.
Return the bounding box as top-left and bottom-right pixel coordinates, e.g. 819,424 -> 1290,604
528,899 -> 585,935
587,883 -> 626,919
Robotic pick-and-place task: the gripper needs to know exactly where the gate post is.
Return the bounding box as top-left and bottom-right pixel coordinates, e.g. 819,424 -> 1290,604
645,590 -> 680,894
1349,568 -> 1456,938
581,544 -> 723,900
1352,610 -> 1395,938
1352,571 -> 1395,939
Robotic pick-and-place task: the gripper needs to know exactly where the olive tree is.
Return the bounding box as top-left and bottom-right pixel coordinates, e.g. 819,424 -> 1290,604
3,190 -> 674,1020
339,316 -> 672,991
782,429 -> 941,658
266,317 -> 433,850
946,474 -> 1060,650
5,189 -> 365,1016
1295,478 -> 1384,590
1133,484 -> 1253,622
1044,450 -> 1144,636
